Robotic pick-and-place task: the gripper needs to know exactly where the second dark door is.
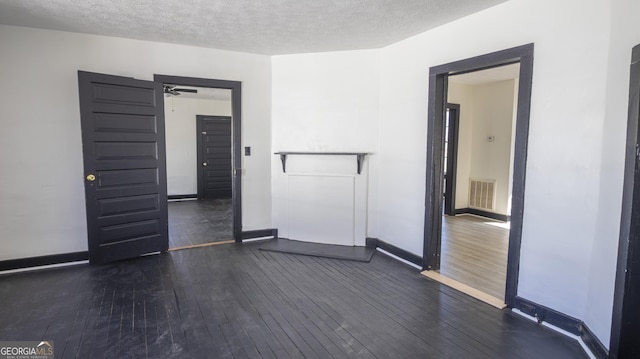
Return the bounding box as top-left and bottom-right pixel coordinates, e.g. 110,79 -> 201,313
197,115 -> 232,199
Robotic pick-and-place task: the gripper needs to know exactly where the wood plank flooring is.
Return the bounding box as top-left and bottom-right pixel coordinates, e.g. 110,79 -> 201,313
168,198 -> 233,248
440,214 -> 509,300
0,241 -> 587,358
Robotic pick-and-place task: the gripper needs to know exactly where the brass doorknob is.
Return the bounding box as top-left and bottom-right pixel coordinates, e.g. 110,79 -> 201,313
86,174 -> 96,182
202,162 -> 207,166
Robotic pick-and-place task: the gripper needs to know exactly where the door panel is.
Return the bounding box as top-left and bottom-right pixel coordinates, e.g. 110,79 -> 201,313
97,194 -> 160,217
78,71 -> 168,264
98,219 -> 160,244
197,116 -> 232,199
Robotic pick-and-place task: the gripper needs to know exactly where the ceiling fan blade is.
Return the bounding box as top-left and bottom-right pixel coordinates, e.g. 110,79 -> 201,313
162,86 -> 181,96
173,88 -> 198,93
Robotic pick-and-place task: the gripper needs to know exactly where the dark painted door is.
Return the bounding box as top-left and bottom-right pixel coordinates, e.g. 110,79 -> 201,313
197,116 -> 232,199
443,104 -> 460,216
78,71 -> 168,264
611,44 -> 640,358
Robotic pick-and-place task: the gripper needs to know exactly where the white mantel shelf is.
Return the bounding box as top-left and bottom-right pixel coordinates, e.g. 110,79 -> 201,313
274,152 -> 370,174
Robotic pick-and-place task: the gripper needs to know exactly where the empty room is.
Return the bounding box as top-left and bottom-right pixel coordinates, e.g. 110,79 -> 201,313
0,0 -> 639,358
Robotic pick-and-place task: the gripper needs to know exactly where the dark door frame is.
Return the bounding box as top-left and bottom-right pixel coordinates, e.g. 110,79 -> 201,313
610,43 -> 640,358
423,44 -> 534,307
443,103 -> 460,216
196,115 -> 232,199
154,75 -> 242,243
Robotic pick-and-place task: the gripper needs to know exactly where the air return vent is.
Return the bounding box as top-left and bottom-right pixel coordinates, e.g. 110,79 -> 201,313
469,179 -> 496,211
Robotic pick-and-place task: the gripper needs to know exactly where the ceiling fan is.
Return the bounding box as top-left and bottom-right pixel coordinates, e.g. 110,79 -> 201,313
163,85 -> 198,96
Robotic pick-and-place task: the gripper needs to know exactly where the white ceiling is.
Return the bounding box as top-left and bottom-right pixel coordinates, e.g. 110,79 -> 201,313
0,0 -> 508,55
449,63 -> 520,85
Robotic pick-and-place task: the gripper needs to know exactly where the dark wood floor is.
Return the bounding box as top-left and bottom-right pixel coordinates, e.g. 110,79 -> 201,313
0,242 -> 586,358
168,198 -> 232,248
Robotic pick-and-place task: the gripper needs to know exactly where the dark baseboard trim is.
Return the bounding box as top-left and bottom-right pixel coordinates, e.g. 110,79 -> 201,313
168,194 -> 198,200
366,237 -> 423,267
454,208 -> 510,222
514,296 -> 581,335
0,251 -> 89,272
580,322 -> 609,359
242,229 -> 278,240
514,296 -> 608,358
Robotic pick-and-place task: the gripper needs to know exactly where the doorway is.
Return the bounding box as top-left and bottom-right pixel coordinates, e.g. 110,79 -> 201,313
78,72 -> 242,263
423,44 -> 534,308
164,88 -> 234,249
155,75 -> 242,248
437,64 -> 519,302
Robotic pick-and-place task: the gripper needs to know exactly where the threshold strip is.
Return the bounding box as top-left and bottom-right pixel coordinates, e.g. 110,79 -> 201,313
420,270 -> 507,309
169,240 -> 235,252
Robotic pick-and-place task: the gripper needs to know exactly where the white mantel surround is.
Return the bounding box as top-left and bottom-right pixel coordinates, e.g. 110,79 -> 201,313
273,152 -> 369,246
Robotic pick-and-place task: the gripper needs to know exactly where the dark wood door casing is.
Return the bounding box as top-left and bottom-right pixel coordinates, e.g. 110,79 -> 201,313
424,44 -> 534,308
610,43 -> 640,359
154,74 -> 242,242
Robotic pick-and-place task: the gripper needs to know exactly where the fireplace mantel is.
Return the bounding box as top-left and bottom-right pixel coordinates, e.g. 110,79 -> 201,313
274,152 -> 370,174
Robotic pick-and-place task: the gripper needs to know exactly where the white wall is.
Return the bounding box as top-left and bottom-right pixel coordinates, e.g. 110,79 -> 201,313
469,80 -> 515,215
0,25 -> 272,260
375,0 -> 614,346
271,49 -> 381,240
448,80 -> 516,215
271,50 -> 380,152
448,83 -> 474,210
165,97 -> 232,196
584,0 -> 640,347
269,3 -> 628,347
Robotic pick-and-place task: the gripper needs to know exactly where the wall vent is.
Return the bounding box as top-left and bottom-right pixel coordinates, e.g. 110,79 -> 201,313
469,178 -> 496,211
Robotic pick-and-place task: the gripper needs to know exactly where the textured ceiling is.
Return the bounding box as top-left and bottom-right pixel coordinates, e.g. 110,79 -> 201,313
0,0 -> 508,55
